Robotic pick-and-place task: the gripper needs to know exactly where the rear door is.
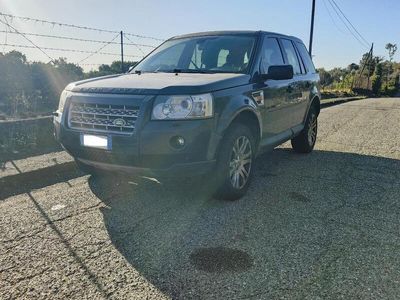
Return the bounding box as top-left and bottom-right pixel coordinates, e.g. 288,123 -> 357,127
294,41 -> 319,121
279,39 -> 309,128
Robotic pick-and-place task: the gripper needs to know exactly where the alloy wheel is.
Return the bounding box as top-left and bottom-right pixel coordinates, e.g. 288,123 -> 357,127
308,114 -> 317,146
229,136 -> 252,189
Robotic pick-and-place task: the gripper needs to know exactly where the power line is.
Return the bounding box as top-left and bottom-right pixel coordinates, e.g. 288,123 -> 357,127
329,0 -> 370,46
327,0 -> 370,49
2,16 -> 8,52
78,33 -> 120,63
0,12 -> 164,41
0,17 -> 55,62
123,33 -> 146,56
0,30 -> 157,48
124,32 -> 164,42
322,0 -> 346,35
0,43 -> 142,58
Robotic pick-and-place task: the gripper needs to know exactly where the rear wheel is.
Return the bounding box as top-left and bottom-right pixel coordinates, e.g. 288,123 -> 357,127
291,107 -> 318,153
214,124 -> 255,201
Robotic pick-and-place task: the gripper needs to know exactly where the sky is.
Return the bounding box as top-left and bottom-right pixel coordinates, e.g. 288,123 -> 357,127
0,0 -> 399,71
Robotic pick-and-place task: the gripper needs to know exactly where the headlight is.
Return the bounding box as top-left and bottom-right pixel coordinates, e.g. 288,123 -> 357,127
152,94 -> 213,120
58,90 -> 70,113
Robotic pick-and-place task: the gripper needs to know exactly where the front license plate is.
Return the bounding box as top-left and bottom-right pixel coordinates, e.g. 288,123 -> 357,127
81,134 -> 111,150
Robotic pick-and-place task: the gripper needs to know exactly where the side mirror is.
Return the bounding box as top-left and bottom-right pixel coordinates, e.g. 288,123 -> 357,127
260,65 -> 294,81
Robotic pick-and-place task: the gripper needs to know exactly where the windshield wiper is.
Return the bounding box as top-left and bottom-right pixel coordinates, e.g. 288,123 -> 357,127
131,70 -> 161,74
172,69 -> 214,74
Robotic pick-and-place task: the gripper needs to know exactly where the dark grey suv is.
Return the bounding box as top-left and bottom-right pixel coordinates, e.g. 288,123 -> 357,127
54,31 -> 320,200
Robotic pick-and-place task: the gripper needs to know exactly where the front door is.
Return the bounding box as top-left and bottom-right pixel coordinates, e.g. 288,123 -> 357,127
254,37 -> 291,141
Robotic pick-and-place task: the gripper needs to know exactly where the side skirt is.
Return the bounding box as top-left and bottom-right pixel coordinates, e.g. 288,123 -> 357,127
257,124 -> 305,156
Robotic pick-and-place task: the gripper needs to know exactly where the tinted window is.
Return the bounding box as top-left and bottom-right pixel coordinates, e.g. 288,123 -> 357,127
296,42 -> 316,73
281,39 -> 302,75
260,38 -> 284,74
134,35 -> 256,73
294,46 -> 306,74
145,42 -> 186,69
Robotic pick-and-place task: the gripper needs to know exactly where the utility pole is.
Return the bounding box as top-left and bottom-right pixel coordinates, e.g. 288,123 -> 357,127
309,0 -> 316,57
367,43 -> 374,90
120,31 -> 124,73
352,43 -> 373,90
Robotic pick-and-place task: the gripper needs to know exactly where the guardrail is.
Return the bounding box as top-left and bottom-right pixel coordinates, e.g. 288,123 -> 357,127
0,116 -> 60,162
320,96 -> 366,107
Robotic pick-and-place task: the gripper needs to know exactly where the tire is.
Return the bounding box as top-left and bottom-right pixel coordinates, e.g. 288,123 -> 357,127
291,106 -> 318,153
213,123 -> 256,201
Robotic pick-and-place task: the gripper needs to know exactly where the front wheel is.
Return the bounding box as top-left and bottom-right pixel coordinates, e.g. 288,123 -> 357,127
213,124 -> 256,201
291,107 -> 318,153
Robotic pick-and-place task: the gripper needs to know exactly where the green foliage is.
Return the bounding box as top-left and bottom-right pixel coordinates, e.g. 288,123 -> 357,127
316,68 -> 333,87
320,45 -> 399,97
371,63 -> 383,95
385,43 -> 397,62
0,51 -> 137,118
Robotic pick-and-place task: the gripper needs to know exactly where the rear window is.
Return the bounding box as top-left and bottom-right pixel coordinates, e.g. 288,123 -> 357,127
295,42 -> 316,73
280,39 -> 302,75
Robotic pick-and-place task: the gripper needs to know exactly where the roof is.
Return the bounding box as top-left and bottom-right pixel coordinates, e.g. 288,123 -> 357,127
170,30 -> 302,43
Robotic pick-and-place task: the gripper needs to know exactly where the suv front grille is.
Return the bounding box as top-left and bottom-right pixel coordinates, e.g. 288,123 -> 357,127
68,102 -> 139,135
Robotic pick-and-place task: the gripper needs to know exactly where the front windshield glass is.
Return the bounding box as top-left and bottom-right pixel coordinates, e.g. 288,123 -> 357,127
133,35 -> 256,74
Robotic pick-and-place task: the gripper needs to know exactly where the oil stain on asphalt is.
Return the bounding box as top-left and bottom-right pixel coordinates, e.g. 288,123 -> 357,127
190,247 -> 253,273
289,192 -> 311,203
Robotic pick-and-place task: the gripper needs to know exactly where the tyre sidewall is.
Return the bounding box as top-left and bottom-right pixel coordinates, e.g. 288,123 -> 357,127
214,124 -> 256,200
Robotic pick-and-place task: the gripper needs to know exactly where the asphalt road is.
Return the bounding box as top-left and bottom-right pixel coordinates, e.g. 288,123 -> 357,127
1,98 -> 400,300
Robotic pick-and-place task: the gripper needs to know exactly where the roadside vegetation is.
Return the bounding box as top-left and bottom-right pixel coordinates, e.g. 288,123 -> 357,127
318,43 -> 399,99
0,50 -> 136,121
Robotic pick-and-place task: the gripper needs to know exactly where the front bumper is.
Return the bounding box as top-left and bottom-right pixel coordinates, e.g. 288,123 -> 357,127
76,157 -> 215,177
54,111 -> 220,177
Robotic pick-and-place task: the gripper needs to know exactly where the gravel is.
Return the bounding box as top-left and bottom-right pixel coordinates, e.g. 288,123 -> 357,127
1,97 -> 399,299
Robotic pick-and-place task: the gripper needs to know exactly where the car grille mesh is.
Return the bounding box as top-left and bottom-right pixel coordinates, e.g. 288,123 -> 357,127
68,102 -> 139,134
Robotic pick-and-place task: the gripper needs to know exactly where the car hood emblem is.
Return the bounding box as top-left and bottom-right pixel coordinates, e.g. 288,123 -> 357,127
113,118 -> 126,126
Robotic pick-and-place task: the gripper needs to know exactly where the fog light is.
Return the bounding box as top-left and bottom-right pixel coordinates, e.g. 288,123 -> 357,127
170,136 -> 185,149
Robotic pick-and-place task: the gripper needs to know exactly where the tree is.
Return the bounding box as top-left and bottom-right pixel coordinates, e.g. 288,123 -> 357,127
371,63 -> 383,95
383,44 -> 397,91
317,68 -> 333,87
84,60 -> 137,78
385,43 -> 397,62
347,63 -> 359,72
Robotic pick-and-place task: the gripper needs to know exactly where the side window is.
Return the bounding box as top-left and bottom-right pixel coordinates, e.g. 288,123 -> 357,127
294,45 -> 306,74
295,42 -> 316,73
281,39 -> 302,75
260,37 -> 284,73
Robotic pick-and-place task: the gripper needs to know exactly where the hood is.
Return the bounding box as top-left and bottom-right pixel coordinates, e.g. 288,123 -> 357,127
69,72 -> 251,95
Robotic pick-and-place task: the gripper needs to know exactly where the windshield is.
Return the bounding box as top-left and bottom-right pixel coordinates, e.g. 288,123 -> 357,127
132,35 -> 256,74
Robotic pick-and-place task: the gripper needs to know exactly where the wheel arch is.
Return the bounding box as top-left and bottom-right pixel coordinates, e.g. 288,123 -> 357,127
217,107 -> 262,149
303,95 -> 320,124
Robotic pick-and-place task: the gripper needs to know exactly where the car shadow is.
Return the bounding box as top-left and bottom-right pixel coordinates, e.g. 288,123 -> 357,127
89,148 -> 400,299
0,161 -> 81,200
